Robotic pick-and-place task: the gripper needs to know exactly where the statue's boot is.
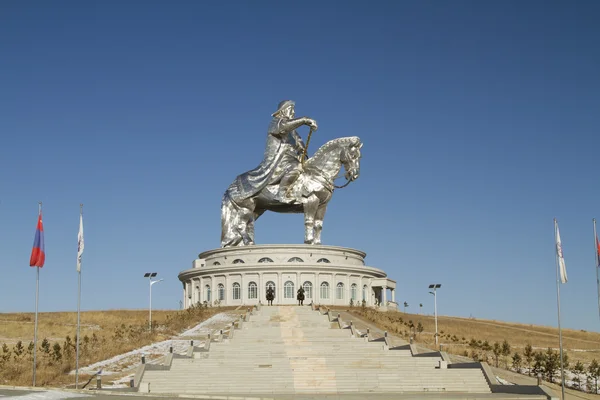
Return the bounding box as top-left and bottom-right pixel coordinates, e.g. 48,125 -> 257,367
279,167 -> 303,202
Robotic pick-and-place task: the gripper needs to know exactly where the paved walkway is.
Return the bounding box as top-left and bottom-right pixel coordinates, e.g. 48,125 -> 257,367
0,388 -> 553,400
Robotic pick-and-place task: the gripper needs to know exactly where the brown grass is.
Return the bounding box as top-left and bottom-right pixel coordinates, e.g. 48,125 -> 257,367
0,306 -> 236,387
339,307 -> 600,366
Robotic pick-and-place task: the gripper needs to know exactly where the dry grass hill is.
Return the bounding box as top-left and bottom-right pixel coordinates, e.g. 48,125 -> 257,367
0,306 -> 233,387
340,307 -> 600,364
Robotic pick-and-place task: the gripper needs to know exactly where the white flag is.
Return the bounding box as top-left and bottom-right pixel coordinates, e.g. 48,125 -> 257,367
77,213 -> 84,272
555,221 -> 567,284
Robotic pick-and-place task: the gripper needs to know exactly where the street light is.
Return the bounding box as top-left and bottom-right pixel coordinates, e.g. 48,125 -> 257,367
428,284 -> 442,349
144,273 -> 163,331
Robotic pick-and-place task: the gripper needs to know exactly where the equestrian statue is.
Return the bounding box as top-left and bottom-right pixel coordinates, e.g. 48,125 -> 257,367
221,100 -> 362,247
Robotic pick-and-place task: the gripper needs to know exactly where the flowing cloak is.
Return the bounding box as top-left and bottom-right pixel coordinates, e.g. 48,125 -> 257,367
226,117 -> 302,202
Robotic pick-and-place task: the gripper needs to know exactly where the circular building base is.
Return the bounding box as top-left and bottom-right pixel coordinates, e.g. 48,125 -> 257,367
178,244 -> 397,309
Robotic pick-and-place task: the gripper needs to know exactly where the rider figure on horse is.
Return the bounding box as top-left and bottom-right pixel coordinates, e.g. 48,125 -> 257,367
227,100 -> 318,203
269,100 -> 318,200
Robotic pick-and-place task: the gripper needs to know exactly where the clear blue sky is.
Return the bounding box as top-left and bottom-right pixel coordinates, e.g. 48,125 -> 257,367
1,1 -> 599,332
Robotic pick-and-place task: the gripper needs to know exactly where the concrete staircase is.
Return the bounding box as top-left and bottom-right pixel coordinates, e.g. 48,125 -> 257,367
140,306 -> 491,394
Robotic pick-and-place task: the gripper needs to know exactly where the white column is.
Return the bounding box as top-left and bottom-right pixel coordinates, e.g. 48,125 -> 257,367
192,279 -> 198,305
277,272 -> 281,305
199,278 -> 203,305
182,283 -> 186,309
346,275 -> 350,305
391,288 -> 395,302
226,274 -> 230,305
383,285 -> 388,305
239,273 -> 243,305
316,273 -> 320,303
259,273 -> 263,303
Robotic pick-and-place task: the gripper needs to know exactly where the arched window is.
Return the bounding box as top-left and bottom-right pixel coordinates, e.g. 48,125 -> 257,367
351,284 -> 358,301
303,281 -> 313,298
317,258 -> 330,263
320,282 -> 330,299
232,259 -> 245,264
218,284 -> 225,301
288,257 -> 304,262
205,285 -> 211,302
266,281 -> 276,298
248,281 -> 257,299
258,257 -> 273,263
336,282 -> 344,300
232,283 -> 241,300
212,261 -> 221,266
284,281 -> 294,299
362,285 -> 367,301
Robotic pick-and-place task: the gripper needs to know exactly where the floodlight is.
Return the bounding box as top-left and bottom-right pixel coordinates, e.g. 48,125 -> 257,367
427,283 -> 442,349
144,273 -> 151,277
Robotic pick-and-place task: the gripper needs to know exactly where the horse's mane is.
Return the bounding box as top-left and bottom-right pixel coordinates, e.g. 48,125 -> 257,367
307,136 -> 360,167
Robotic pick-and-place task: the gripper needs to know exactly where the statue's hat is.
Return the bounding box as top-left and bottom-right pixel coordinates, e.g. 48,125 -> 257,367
272,100 -> 295,117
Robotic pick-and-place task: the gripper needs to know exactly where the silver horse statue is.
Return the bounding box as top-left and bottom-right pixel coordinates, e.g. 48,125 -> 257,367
221,136 -> 362,247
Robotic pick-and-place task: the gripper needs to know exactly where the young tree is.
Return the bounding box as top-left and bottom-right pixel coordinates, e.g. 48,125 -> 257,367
419,303 -> 423,314
469,338 -> 479,350
416,322 -> 424,338
481,341 -> 492,364
523,344 -> 534,376
588,359 -> 600,394
408,320 -> 415,335
532,351 -> 545,378
492,342 -> 502,368
52,342 -> 62,362
26,341 -> 34,361
501,340 -> 511,369
403,302 -> 409,313
13,340 -> 24,361
512,352 -> 523,373
0,344 -> 11,366
63,335 -> 74,360
572,361 -> 585,390
543,347 -> 559,383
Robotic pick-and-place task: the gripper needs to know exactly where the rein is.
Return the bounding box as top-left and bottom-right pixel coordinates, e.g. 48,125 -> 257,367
334,179 -> 352,189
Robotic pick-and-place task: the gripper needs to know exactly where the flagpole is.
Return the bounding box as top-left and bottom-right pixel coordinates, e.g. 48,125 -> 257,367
554,218 -> 565,400
594,218 -> 599,320
32,201 -> 41,387
76,204 -> 83,389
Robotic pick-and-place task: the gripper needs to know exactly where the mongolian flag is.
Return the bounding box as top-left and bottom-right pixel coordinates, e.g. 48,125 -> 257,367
596,236 -> 600,268
596,235 -> 600,267
29,212 -> 45,267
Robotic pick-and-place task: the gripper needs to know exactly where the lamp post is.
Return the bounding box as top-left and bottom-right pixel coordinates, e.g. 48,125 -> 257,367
428,284 -> 442,349
144,273 -> 163,331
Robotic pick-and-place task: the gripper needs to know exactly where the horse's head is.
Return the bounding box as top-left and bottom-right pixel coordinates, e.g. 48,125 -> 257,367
341,137 -> 362,181
305,136 -> 362,186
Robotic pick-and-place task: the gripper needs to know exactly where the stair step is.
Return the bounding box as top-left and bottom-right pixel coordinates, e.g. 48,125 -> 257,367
139,306 -> 491,395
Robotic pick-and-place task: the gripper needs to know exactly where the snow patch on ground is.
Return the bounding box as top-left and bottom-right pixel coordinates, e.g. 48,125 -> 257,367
495,376 -> 514,385
71,312 -> 237,379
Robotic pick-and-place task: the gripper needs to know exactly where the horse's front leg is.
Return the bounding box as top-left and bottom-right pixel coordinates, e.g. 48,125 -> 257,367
313,203 -> 328,245
303,194 -> 319,244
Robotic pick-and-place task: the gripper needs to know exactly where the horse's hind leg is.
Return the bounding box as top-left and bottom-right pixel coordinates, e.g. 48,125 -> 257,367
303,194 -> 319,244
313,203 -> 328,245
